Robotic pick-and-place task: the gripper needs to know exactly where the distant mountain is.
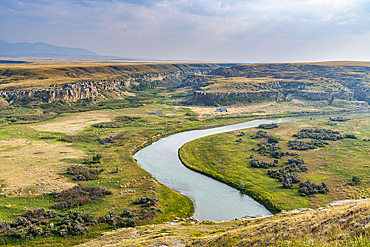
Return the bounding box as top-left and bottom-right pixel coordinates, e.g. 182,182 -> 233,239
0,39 -> 115,59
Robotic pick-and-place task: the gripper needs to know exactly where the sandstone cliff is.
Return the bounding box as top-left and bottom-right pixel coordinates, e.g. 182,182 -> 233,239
193,90 -> 280,101
0,66 -> 215,104
284,90 -> 354,100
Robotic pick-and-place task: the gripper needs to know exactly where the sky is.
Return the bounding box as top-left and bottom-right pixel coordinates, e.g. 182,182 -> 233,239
1,0 -> 370,63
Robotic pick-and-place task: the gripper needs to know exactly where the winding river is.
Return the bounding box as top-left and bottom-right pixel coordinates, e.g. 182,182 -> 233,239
133,112 -> 370,222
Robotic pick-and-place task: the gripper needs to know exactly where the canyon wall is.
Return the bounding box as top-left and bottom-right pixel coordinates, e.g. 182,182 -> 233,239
193,90 -> 280,100
0,67 -> 215,104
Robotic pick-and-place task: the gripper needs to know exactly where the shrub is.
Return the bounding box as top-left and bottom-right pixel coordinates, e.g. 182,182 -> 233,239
92,153 -> 103,163
330,117 -> 350,122
293,128 -> 356,142
94,137 -> 116,144
66,165 -> 105,181
251,130 -> 268,139
133,197 -> 158,207
0,209 -> 96,239
258,123 -> 279,129
51,184 -> 112,210
288,139 -> 328,150
352,176 -> 361,185
251,159 -> 278,169
268,136 -> 280,143
299,180 -> 329,196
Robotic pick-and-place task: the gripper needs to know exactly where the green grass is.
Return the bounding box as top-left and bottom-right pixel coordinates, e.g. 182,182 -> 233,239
0,99 -> 277,246
179,116 -> 370,211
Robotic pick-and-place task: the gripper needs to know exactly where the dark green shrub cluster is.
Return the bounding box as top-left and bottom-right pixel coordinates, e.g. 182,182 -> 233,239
285,151 -> 299,156
251,159 -> 278,169
299,180 -> 329,195
94,136 -> 116,144
293,128 -> 357,141
271,150 -> 286,159
251,131 -> 281,144
237,131 -> 245,137
258,123 -> 279,129
99,210 -> 135,228
251,130 -> 269,139
344,134 -> 357,139
6,113 -> 57,123
51,184 -> 112,210
330,117 -> 350,122
133,197 -> 158,207
66,165 -> 105,181
351,176 -> 361,185
93,122 -> 127,128
287,139 -> 329,150
93,116 -> 141,128
59,134 -> 98,143
293,128 -> 344,141
115,116 -> 141,121
100,205 -> 159,228
325,121 -> 337,126
268,168 -> 300,189
256,142 -> 281,156
0,208 -> 97,240
267,135 -> 280,143
268,159 -> 307,189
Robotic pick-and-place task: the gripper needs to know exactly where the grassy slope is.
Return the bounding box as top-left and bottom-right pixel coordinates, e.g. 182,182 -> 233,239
79,199 -> 370,247
179,116 -> 370,212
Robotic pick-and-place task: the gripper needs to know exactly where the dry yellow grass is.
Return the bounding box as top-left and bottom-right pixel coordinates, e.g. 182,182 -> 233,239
78,199 -> 370,246
0,138 -> 84,196
0,61 -> 218,90
29,112 -> 112,134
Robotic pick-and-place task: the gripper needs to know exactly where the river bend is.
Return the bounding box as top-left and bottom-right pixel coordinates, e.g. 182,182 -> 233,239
133,113 -> 369,221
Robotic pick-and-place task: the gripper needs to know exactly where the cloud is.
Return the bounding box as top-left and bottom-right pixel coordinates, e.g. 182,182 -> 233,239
1,0 -> 370,62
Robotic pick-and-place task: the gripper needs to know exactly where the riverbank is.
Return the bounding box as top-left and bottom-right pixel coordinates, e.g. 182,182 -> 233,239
178,115 -> 370,213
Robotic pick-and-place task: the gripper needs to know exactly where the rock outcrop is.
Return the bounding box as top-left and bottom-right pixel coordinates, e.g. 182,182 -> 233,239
193,90 -> 280,101
0,67 -> 215,104
285,90 -> 354,100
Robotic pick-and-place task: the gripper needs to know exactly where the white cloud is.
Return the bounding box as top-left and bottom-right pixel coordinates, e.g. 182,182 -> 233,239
1,0 -> 370,62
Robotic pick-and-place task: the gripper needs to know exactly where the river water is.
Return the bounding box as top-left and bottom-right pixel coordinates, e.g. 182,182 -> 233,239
133,112 -> 370,222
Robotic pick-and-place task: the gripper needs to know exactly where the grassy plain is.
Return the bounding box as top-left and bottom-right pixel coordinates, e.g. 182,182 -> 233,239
179,116 -> 370,211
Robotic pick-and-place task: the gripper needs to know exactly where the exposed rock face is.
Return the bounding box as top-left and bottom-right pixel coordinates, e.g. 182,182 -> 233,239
191,89 -> 353,102
181,75 -> 218,88
193,90 -> 280,100
285,90 -> 354,100
0,68 -> 215,104
0,81 -> 121,104
208,63 -> 369,102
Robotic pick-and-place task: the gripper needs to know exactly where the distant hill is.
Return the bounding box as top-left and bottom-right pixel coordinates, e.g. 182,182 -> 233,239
0,39 -> 113,59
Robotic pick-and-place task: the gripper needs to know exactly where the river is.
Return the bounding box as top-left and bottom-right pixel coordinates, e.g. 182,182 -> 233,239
133,112 -> 370,222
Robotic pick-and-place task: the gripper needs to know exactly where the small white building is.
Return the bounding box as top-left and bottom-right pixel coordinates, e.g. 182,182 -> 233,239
155,111 -> 163,115
216,108 -> 227,112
